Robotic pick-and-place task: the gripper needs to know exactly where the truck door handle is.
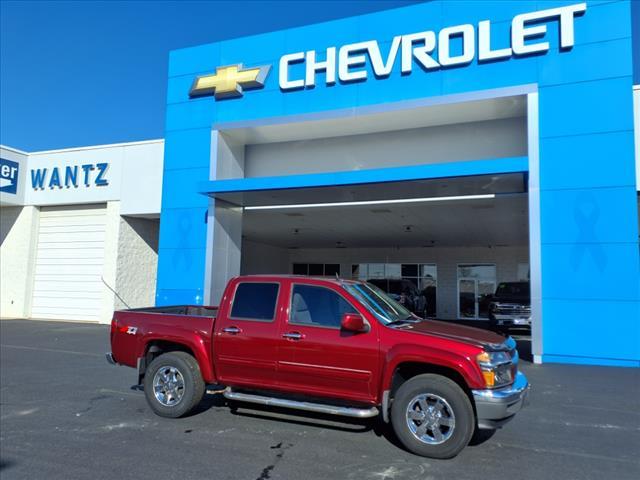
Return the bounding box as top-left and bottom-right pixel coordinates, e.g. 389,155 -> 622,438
282,332 -> 304,340
223,326 -> 242,335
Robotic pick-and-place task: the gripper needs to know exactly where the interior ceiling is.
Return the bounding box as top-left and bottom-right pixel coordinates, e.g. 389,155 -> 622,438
225,95 -> 530,249
243,194 -> 529,249
216,173 -> 526,207
223,96 -> 526,145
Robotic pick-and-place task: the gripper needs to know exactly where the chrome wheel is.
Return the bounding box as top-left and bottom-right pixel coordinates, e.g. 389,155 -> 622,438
152,366 -> 185,407
405,393 -> 456,445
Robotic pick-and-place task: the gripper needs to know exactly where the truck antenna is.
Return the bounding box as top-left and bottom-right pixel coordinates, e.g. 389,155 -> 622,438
101,276 -> 131,309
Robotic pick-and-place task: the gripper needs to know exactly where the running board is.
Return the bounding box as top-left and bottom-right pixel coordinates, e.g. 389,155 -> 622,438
223,388 -> 379,419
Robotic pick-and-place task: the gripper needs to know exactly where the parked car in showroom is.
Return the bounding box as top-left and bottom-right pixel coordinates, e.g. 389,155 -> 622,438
108,275 -> 529,459
488,282 -> 531,333
367,278 -> 427,318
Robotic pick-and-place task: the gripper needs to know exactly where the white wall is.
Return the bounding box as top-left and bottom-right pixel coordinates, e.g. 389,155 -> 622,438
241,239 -> 290,274
115,216 -> 159,309
20,139 -> 164,215
241,243 -> 529,320
244,118 -> 527,178
97,201 -> 120,323
0,201 -> 160,322
120,142 -> 165,216
0,206 -> 39,318
0,140 -> 165,322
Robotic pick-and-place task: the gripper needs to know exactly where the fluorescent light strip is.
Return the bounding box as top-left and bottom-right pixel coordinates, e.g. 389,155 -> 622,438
244,193 -> 496,210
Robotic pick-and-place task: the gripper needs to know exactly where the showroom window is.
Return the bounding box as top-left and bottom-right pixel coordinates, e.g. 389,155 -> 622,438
289,284 -> 357,328
292,263 -> 340,276
517,263 -> 530,281
351,263 -> 437,318
457,264 -> 496,320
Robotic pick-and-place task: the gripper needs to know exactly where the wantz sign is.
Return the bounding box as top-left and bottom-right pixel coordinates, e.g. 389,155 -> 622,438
31,162 -> 109,190
279,2 -> 586,89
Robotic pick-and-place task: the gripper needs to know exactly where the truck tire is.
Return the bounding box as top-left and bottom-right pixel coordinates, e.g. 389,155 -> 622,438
390,374 -> 474,459
143,351 -> 205,418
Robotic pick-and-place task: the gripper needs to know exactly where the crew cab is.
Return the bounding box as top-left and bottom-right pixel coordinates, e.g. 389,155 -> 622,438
108,275 -> 529,459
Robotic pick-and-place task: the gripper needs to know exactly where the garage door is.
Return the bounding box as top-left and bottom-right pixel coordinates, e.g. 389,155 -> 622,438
31,205 -> 106,321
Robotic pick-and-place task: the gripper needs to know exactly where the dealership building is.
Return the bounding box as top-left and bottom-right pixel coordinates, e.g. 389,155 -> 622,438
1,0 -> 639,367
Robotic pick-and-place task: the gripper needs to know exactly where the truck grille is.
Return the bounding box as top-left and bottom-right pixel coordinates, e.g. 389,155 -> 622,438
495,304 -> 531,316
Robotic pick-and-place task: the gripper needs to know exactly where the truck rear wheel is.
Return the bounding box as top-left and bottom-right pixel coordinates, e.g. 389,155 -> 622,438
390,374 -> 474,459
143,351 -> 205,418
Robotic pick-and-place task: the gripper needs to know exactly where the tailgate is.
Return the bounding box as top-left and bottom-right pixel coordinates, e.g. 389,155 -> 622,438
110,310 -> 147,368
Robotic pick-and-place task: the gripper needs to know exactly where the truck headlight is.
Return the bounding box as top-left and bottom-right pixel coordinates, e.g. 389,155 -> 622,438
477,351 -> 514,388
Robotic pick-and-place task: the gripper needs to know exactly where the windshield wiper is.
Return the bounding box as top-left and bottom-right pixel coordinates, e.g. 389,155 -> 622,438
386,317 -> 420,327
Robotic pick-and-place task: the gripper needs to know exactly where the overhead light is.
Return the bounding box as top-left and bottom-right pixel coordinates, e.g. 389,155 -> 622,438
244,194 -> 495,210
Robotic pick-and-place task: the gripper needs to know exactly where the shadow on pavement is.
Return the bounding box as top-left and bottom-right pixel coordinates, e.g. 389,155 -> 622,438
0,459 -> 16,472
187,392 -> 496,454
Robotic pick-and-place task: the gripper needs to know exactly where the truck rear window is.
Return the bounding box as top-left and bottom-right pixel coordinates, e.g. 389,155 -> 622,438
230,282 -> 279,321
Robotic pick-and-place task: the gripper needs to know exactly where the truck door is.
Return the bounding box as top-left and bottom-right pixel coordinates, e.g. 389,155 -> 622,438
214,280 -> 283,388
276,282 -> 380,404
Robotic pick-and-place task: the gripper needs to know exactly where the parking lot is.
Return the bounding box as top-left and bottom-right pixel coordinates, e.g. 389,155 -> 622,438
1,319 -> 639,480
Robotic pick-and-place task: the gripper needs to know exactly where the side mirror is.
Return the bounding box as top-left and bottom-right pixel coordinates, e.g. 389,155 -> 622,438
341,313 -> 367,333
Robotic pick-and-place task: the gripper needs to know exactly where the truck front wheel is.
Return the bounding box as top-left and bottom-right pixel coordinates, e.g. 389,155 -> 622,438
390,374 -> 474,459
143,351 -> 205,418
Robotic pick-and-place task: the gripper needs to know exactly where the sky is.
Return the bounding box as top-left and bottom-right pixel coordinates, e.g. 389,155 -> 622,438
0,0 -> 421,152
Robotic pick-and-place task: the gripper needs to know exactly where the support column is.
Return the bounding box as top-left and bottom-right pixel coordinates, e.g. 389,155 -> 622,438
527,92 -> 543,364
204,131 -> 245,305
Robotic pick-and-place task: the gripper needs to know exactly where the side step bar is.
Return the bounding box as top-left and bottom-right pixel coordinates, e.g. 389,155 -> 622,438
223,388 -> 379,419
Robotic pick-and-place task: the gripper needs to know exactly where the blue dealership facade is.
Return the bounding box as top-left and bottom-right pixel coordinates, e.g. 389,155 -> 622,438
156,1 -> 640,367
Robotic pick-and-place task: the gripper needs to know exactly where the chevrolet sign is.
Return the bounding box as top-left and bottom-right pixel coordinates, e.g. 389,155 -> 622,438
190,64 -> 271,99
191,2 -> 586,100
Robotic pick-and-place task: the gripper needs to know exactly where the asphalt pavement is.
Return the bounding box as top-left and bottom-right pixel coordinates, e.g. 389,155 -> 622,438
1,319 -> 639,480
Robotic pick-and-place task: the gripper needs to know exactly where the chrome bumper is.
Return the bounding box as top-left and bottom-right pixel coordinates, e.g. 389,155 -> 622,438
472,371 -> 530,429
105,352 -> 117,365
492,314 -> 531,326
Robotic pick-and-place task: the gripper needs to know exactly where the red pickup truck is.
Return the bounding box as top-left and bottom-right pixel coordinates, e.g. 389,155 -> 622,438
108,275 -> 529,458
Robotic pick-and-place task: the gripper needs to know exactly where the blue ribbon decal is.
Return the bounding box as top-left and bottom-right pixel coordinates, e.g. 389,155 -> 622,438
571,192 -> 606,272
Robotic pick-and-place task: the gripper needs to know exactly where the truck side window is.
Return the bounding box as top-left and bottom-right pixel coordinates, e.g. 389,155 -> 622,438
230,282 -> 279,321
290,284 -> 357,329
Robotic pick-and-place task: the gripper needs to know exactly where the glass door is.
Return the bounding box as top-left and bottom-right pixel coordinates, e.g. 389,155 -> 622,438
458,279 -> 477,319
457,265 -> 496,320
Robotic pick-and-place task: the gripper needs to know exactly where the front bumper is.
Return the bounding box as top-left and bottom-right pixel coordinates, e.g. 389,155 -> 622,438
492,314 -> 531,327
472,371 -> 530,429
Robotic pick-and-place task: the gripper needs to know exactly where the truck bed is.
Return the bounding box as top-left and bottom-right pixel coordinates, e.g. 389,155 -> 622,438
120,305 -> 218,317
110,305 -> 218,380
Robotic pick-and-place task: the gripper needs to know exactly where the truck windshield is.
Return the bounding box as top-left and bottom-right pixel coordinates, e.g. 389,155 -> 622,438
344,282 -> 414,325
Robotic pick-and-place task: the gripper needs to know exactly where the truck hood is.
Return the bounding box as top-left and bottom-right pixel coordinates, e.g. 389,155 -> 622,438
396,319 -> 506,349
493,295 -> 530,305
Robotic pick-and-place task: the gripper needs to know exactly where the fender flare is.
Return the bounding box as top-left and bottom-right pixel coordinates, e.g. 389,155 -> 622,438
381,344 -> 485,394
139,334 -> 215,383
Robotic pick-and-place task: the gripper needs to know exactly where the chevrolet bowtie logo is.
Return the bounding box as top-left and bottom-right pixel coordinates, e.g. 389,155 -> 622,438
190,64 -> 271,99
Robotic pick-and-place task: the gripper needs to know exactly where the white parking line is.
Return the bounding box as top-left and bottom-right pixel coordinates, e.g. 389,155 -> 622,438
0,344 -> 102,358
